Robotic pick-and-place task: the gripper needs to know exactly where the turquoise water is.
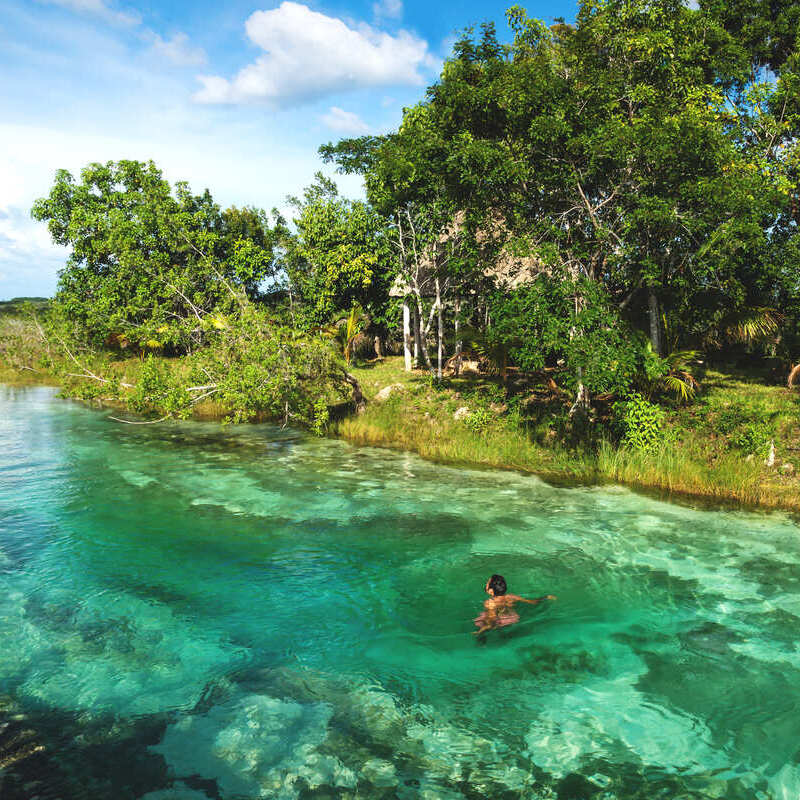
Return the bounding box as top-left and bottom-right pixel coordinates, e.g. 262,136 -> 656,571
1,385 -> 799,800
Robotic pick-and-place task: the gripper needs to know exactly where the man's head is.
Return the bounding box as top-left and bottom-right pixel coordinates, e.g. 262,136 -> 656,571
486,574 -> 507,596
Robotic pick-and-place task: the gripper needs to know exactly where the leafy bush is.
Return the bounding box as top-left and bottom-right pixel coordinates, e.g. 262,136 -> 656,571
463,407 -> 493,434
613,394 -> 666,451
486,276 -> 641,395
311,397 -> 330,436
730,422 -> 774,457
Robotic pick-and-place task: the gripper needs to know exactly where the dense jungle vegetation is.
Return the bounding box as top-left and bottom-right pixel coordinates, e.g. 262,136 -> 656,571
2,0 -> 800,507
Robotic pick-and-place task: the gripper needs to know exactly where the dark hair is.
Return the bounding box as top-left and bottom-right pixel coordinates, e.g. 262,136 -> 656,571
488,574 -> 507,596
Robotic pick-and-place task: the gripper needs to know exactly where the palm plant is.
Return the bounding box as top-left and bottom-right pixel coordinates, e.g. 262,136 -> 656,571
319,304 -> 367,366
659,349 -> 701,401
724,307 -> 783,344
638,335 -> 700,402
701,306 -> 783,350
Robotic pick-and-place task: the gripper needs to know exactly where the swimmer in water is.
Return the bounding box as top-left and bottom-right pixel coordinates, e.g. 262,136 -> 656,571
473,574 -> 555,635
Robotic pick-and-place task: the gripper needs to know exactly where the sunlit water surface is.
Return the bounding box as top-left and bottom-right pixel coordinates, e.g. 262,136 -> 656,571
1,385 -> 799,800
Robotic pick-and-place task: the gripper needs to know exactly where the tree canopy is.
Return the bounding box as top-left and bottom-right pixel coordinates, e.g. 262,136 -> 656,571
32,160 -> 278,351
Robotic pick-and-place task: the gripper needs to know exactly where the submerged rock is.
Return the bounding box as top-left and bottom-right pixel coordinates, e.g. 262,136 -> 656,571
139,782 -> 211,800
361,757 -> 398,788
152,693 -> 354,800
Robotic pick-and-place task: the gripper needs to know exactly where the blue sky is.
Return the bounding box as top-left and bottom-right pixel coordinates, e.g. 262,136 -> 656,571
0,0 -> 578,299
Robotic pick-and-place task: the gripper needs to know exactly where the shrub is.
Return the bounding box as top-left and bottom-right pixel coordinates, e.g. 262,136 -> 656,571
613,394 -> 666,451
730,422 -> 774,457
463,407 -> 493,434
311,397 -> 330,436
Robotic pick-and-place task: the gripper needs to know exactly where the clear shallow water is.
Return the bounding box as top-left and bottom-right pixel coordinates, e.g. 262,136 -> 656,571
1,386 -> 799,800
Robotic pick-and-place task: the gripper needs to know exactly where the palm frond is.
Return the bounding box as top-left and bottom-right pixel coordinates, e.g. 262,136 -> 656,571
665,349 -> 700,370
725,307 -> 782,344
663,373 -> 697,401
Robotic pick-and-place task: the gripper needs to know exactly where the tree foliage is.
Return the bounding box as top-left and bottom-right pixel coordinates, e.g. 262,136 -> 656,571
283,174 -> 396,328
32,160 -> 278,351
487,277 -> 641,395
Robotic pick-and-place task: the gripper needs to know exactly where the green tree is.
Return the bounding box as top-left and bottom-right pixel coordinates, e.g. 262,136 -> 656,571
332,2 -> 786,361
283,173 -> 396,329
32,160 -> 277,351
487,276 -> 641,399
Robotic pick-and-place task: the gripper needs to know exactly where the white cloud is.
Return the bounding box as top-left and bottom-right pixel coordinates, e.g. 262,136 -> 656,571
39,0 -> 140,27
194,2 -> 435,107
321,107 -> 370,135
147,32 -> 206,67
373,0 -> 403,21
0,207 -> 65,298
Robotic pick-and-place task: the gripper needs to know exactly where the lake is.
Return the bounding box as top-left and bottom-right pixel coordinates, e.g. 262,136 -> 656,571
1,384 -> 799,799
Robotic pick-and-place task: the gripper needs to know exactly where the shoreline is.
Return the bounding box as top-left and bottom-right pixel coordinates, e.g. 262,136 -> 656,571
4,368 -> 798,516
332,419 -> 800,516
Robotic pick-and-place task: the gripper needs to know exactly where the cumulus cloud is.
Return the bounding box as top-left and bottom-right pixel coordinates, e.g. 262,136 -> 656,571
147,32 -> 207,66
321,107 -> 370,135
0,206 -> 66,298
194,2 -> 435,107
39,0 -> 140,26
373,0 -> 403,21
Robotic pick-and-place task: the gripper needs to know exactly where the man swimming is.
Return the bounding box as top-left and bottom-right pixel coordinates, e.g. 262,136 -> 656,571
473,574 -> 555,635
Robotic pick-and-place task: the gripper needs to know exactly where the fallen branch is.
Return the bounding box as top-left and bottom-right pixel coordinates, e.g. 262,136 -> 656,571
65,372 -> 134,389
108,415 -> 171,425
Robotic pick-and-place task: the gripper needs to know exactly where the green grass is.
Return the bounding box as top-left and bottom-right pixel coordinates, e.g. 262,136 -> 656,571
337,358 -> 800,512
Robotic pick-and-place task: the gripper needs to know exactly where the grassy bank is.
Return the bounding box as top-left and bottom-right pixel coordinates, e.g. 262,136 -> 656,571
337,358 -> 800,512
2,310 -> 799,511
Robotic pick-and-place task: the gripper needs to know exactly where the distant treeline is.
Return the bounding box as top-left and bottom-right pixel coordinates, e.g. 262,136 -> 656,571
0,298 -> 49,315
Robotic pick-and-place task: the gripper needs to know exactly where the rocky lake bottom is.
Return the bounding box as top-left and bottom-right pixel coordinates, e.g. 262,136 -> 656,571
1,385 -> 799,799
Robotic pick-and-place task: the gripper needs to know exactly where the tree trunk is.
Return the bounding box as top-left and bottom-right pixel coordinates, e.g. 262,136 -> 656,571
413,293 -> 434,372
343,371 -> 366,414
413,304 -> 421,367
454,297 -> 462,377
436,278 -> 443,381
569,374 -> 591,421
373,335 -> 383,359
569,295 -> 591,419
402,300 -> 412,371
648,286 -> 664,356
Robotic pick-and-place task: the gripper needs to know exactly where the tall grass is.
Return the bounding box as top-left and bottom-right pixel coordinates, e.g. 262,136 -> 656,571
339,359 -> 800,512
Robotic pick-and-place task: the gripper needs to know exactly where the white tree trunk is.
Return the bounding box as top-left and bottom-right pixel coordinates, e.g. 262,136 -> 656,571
454,297 -> 462,377
413,293 -> 434,373
569,295 -> 591,419
436,279 -> 443,381
402,300 -> 412,371
413,304 -> 421,367
569,380 -> 591,420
